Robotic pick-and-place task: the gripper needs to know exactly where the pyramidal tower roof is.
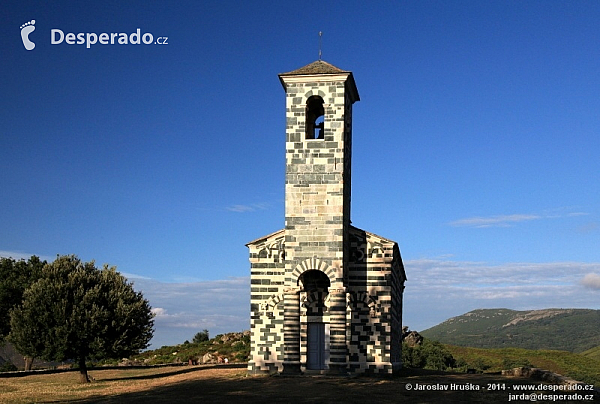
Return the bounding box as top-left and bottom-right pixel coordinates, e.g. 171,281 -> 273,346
279,60 -> 349,75
278,60 -> 359,102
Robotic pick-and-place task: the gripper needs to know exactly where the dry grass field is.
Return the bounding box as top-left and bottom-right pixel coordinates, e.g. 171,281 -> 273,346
0,365 -> 596,403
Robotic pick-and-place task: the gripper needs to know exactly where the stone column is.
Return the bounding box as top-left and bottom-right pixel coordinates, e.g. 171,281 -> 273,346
281,287 -> 301,374
328,288 -> 348,374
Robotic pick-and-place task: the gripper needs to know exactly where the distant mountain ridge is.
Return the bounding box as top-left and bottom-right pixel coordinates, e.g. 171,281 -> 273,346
420,308 -> 600,353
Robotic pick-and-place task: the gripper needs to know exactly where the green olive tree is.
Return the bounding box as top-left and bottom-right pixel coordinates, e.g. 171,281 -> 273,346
0,256 -> 45,341
9,255 -> 154,383
0,256 -> 45,370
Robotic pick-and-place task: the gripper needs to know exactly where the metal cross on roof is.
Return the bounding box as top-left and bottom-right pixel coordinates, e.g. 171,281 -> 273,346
318,31 -> 322,60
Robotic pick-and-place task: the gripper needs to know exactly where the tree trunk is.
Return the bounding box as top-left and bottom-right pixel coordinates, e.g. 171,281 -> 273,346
24,356 -> 34,371
78,357 -> 90,383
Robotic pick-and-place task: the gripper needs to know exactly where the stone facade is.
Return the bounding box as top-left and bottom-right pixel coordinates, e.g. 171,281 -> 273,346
247,60 -> 406,375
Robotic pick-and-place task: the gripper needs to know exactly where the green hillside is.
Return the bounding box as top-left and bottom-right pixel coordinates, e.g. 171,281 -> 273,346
582,345 -> 600,361
128,331 -> 250,366
421,308 -> 600,353
445,345 -> 600,387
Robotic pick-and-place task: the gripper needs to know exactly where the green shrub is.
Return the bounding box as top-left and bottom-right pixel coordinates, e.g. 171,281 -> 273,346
193,330 -> 209,344
402,339 -> 456,370
502,356 -> 532,369
472,357 -> 492,372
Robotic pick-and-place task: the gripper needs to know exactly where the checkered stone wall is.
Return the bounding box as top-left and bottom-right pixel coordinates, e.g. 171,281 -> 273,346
282,76 -> 352,292
247,230 -> 286,374
346,227 -> 405,374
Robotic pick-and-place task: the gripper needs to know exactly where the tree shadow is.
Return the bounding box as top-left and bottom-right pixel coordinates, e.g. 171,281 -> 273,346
96,364 -> 246,382
69,368 -> 570,404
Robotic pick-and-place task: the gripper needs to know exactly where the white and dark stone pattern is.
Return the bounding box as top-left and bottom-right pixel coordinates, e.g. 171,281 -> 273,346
247,60 -> 406,375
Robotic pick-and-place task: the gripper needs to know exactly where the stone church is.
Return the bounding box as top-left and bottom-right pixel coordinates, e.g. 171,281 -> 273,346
247,60 -> 406,375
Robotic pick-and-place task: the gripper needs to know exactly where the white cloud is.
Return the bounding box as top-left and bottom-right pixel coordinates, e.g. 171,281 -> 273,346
567,212 -> 590,217
130,259 -> 600,347
121,271 -> 153,280
227,205 -> 255,213
130,277 -> 250,348
226,203 -> 270,213
448,214 -> 541,228
151,307 -> 168,317
581,273 -> 600,290
402,259 -> 600,332
449,208 -> 590,228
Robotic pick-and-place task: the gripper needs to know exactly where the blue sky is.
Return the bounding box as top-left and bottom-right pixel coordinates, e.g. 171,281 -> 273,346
2,1 -> 599,348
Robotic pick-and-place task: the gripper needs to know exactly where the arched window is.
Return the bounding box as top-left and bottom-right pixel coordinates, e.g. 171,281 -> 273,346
299,269 -> 330,291
299,270 -> 330,316
306,96 -> 325,140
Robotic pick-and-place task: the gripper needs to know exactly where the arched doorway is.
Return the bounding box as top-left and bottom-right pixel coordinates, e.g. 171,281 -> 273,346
299,270 -> 330,370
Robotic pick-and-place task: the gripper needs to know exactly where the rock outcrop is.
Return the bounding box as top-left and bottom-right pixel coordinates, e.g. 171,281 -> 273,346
402,326 -> 424,347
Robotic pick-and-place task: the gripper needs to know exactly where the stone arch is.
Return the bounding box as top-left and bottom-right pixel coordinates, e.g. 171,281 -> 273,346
260,293 -> 284,316
304,89 -> 326,99
302,290 -> 331,308
291,257 -> 336,286
348,291 -> 379,317
367,241 -> 384,258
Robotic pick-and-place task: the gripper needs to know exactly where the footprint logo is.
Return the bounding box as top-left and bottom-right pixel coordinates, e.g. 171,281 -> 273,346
20,20 -> 36,51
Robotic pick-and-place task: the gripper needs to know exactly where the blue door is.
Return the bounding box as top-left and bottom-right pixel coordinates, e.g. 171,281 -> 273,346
307,323 -> 326,370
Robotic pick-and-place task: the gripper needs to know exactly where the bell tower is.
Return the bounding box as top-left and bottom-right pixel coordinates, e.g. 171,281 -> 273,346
279,60 -> 359,286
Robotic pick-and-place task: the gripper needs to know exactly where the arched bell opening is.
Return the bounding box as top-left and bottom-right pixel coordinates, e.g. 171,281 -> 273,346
305,96 -> 325,139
